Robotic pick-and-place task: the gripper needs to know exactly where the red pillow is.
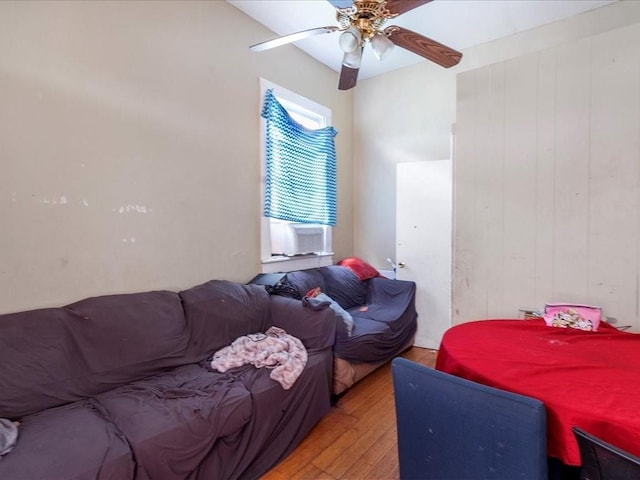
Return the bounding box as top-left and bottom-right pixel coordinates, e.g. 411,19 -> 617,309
337,257 -> 380,281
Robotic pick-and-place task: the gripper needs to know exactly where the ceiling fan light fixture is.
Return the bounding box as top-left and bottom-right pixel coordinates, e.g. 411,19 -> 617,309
342,48 -> 362,68
339,27 -> 361,53
251,1 -> 462,91
371,32 -> 394,61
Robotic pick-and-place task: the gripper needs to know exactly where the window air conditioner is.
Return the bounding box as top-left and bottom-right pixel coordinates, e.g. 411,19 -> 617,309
271,222 -> 324,256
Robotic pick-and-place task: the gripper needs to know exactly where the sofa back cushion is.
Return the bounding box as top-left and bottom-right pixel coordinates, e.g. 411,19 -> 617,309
320,265 -> 368,309
180,280 -> 271,362
284,269 -> 327,299
0,290 -> 188,419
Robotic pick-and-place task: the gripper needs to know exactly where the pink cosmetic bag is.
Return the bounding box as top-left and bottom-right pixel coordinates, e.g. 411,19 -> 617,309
543,303 -> 602,331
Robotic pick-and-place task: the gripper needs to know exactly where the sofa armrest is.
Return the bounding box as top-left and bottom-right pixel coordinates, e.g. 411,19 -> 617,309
269,295 -> 337,351
366,277 -> 416,305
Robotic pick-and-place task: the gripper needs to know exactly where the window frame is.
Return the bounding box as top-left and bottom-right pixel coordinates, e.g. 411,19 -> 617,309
259,79 -> 334,273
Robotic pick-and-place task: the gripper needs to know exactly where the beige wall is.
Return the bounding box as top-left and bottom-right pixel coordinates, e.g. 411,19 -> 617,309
5,0 -> 640,317
0,0 -> 353,314
353,62 -> 456,269
353,0 -> 640,272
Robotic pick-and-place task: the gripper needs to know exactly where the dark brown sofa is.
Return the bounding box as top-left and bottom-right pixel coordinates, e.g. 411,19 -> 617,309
0,280 -> 336,479
274,265 -> 418,395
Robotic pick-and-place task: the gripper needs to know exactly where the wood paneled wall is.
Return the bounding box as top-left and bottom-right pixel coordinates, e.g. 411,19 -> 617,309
454,22 -> 640,329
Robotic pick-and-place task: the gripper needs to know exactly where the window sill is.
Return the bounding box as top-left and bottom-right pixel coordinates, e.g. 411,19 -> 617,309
261,252 -> 334,273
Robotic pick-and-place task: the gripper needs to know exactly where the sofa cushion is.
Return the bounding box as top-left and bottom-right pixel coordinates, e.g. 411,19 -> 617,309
269,295 -> 337,352
319,265 -> 367,309
284,269 -> 327,300
0,290 -> 188,419
198,349 -> 333,479
95,363 -> 252,480
65,289 -> 189,372
0,400 -> 134,480
180,280 -> 271,362
333,278 -> 418,363
333,316 -> 392,362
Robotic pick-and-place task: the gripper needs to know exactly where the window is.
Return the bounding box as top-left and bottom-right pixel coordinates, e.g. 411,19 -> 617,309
259,79 -> 335,273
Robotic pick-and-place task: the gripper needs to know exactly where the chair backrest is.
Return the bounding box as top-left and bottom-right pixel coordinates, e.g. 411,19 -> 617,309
573,427 -> 640,480
392,357 -> 548,480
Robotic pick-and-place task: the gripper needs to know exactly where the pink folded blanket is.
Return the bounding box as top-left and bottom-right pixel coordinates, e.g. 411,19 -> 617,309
210,327 -> 307,390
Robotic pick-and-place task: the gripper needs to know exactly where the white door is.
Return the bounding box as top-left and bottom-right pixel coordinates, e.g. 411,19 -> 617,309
396,160 -> 452,349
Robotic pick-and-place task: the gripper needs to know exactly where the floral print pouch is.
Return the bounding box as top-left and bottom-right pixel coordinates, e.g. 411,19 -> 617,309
543,303 -> 602,331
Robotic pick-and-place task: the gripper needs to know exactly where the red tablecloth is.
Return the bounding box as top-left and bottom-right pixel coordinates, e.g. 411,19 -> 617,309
436,319 -> 640,466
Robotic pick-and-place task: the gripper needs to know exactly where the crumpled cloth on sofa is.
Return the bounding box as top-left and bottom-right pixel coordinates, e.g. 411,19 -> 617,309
302,290 -> 354,336
0,419 -> 18,457
211,326 -> 307,390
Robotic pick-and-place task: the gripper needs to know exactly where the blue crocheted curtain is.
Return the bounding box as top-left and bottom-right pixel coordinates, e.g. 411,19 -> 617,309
262,89 -> 337,226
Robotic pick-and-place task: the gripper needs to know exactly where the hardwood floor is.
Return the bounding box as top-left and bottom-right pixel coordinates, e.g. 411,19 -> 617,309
261,347 -> 438,480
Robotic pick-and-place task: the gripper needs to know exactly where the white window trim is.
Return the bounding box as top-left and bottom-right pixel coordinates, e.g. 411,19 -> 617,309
259,78 -> 334,273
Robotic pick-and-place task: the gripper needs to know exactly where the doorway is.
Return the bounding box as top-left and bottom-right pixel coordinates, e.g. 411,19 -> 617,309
396,160 -> 452,349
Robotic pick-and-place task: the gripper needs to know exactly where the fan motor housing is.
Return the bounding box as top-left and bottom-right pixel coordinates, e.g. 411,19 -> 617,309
337,0 -> 395,39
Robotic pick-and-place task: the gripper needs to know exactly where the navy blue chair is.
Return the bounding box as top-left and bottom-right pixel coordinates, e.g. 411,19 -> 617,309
573,427 -> 640,480
392,357 -> 548,480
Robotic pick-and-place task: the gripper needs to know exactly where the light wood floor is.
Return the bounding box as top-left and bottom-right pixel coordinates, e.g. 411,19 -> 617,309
261,347 -> 438,480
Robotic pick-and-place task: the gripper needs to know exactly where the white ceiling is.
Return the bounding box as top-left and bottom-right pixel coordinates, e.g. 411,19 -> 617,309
228,0 -> 616,80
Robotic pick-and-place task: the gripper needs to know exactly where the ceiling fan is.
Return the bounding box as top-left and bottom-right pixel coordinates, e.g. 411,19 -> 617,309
249,0 -> 462,91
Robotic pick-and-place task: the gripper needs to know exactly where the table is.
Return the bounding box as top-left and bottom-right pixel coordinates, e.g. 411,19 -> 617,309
435,319 -> 640,466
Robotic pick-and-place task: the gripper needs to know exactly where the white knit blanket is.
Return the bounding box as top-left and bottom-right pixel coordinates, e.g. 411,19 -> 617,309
210,326 -> 307,390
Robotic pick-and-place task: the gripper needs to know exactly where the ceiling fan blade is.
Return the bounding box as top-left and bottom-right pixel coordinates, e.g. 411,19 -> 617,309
250,26 -> 339,52
338,64 -> 359,91
384,0 -> 432,16
385,26 -> 462,68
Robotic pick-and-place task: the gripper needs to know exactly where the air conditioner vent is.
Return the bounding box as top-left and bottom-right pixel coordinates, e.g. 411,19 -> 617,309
271,222 -> 324,256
